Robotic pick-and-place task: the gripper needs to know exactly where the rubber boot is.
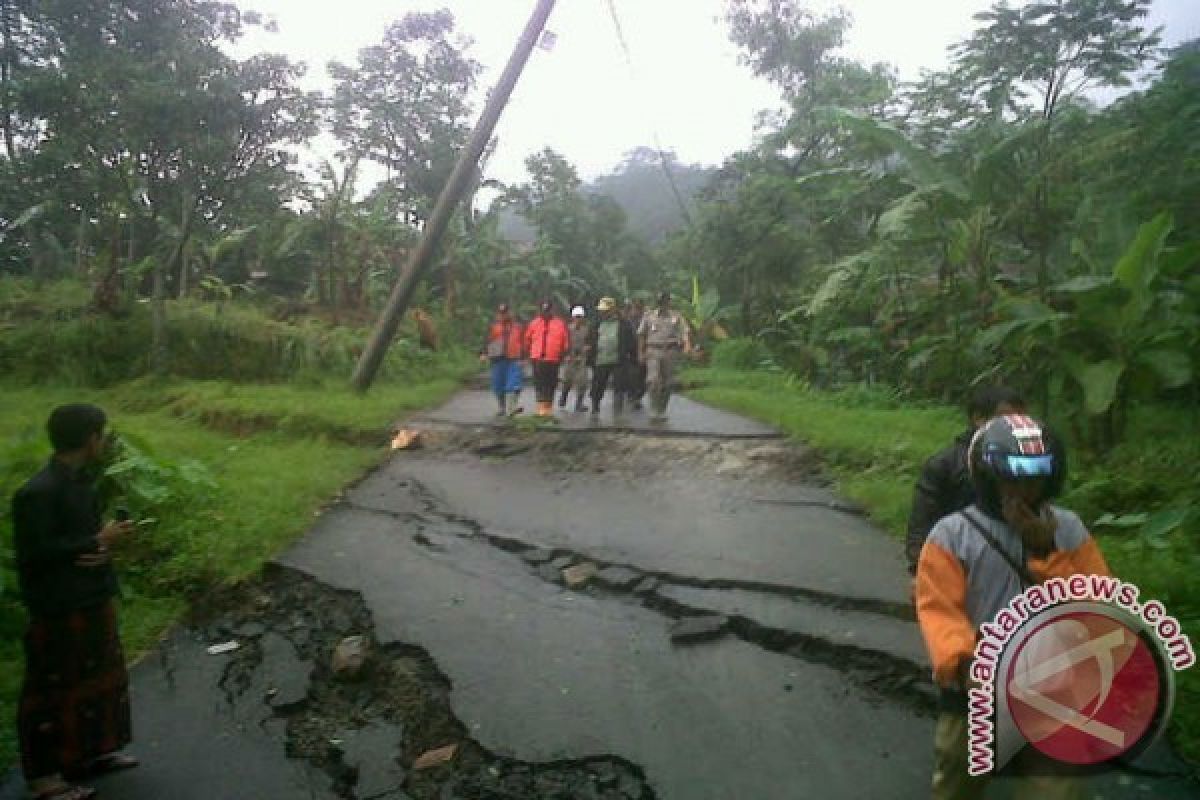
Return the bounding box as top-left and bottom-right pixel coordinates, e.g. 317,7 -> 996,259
613,391 -> 624,416
495,393 -> 506,417
574,393 -> 587,413
559,386 -> 570,408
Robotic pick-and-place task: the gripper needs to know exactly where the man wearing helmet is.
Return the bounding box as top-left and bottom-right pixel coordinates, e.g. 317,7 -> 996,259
915,413 -> 1110,800
906,386 -> 1026,576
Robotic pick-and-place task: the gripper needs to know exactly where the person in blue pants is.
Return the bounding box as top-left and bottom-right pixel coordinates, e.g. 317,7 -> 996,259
480,304 -> 526,416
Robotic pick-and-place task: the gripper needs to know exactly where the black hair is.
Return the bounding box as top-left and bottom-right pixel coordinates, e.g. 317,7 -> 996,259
47,403 -> 107,452
966,385 -> 1025,421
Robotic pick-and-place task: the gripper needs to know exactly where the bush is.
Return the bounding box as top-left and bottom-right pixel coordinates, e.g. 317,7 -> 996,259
0,298 -> 453,386
710,337 -> 773,371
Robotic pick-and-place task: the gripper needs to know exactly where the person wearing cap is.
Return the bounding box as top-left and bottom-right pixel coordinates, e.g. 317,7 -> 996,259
559,306 -> 591,412
480,303 -> 525,417
586,297 -> 637,417
637,291 -> 691,421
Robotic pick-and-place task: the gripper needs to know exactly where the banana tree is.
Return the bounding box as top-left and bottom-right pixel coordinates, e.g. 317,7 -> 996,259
979,213 -> 1197,449
676,275 -> 734,348
1054,213 -> 1195,447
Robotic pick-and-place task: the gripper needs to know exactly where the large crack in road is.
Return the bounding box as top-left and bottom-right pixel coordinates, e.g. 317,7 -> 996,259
335,477 -> 936,717
190,565 -> 655,800
268,425 -> 939,798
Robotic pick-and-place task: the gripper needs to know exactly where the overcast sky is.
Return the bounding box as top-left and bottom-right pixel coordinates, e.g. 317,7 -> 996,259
231,0 -> 1199,189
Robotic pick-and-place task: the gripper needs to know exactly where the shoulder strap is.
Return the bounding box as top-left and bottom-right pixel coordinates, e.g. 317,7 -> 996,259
961,509 -> 1033,588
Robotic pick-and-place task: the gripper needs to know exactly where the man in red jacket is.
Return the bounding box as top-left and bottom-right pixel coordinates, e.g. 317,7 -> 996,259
525,300 -> 570,417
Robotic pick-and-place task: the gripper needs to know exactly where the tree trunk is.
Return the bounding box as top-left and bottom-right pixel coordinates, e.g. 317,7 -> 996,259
76,207 -> 87,278
150,258 -> 167,375
0,0 -> 19,163
444,256 -> 456,317
154,197 -> 197,376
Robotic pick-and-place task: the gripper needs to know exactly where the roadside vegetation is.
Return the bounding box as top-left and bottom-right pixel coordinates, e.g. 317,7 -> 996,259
688,353 -> 1199,764
0,282 -> 476,766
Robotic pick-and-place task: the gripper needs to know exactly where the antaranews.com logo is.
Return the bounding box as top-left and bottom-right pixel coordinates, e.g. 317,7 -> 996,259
967,574 -> 1195,775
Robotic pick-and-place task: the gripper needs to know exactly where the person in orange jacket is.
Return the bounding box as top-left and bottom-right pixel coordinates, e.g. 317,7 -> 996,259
480,304 -> 526,417
524,300 -> 570,417
916,414 -> 1110,800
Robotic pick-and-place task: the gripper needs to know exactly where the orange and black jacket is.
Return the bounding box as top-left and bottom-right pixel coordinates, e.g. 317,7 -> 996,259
916,505 -> 1111,688
483,318 -> 525,360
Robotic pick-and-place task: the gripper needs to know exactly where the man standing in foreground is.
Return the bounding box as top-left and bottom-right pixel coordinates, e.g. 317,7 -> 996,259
916,414 -> 1108,800
906,385 -> 1026,576
637,291 -> 691,422
12,404 -> 139,800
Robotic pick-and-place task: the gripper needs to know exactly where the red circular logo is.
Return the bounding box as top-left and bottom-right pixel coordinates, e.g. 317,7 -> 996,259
1006,610 -> 1163,765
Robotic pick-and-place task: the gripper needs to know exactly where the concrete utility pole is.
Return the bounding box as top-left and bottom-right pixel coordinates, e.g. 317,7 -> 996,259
351,0 -> 557,392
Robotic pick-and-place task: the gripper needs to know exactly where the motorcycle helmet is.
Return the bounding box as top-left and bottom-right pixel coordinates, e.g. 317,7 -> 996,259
968,414 -> 1066,518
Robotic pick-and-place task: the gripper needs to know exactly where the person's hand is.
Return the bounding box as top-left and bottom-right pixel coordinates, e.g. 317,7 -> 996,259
1002,495 -> 1057,556
478,353 -> 487,363
97,519 -> 135,549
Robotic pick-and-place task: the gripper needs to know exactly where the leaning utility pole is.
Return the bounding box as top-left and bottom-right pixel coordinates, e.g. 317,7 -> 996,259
351,0 -> 556,392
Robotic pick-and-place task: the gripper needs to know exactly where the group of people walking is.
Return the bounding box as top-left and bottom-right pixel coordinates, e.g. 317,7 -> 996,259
481,291 -> 692,423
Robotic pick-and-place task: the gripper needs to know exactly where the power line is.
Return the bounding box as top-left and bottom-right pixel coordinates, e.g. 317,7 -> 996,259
602,0 -> 694,229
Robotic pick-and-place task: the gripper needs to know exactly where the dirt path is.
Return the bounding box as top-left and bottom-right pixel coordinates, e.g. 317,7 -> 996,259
5,393 -> 1196,799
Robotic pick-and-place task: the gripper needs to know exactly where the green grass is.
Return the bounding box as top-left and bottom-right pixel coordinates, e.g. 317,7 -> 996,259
688,368 -> 960,535
0,361 -> 473,769
687,366 -> 1200,766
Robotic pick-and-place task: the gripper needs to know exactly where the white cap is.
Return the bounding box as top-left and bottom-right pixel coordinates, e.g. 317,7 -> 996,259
571,306 -> 586,317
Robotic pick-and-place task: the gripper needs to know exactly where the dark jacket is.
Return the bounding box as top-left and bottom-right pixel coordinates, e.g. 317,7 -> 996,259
585,317 -> 637,368
905,430 -> 975,575
12,459 -> 118,616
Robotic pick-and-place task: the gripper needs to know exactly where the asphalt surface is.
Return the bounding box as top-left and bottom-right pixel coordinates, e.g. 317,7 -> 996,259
411,389 -> 780,438
4,391 -> 1197,799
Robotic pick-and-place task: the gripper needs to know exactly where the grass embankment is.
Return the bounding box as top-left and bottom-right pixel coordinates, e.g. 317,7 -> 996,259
0,363 -> 475,768
687,366 -> 1200,765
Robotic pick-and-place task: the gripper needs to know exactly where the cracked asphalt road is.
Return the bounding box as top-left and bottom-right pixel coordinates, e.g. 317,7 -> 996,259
5,392 -> 1197,799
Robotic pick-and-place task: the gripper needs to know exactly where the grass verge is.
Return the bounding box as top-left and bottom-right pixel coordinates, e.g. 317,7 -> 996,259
0,362 -> 474,769
686,367 -> 1199,766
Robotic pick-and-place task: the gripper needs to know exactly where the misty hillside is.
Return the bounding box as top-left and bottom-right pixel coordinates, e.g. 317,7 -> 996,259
496,146 -> 714,245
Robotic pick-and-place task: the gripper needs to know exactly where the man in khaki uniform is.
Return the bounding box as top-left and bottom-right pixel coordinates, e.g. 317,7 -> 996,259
637,291 -> 691,421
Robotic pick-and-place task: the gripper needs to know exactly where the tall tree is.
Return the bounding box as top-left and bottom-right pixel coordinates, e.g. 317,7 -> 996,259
329,10 -> 481,211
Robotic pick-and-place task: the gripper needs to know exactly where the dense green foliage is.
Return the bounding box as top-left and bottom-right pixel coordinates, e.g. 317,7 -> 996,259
661,2 -> 1199,455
